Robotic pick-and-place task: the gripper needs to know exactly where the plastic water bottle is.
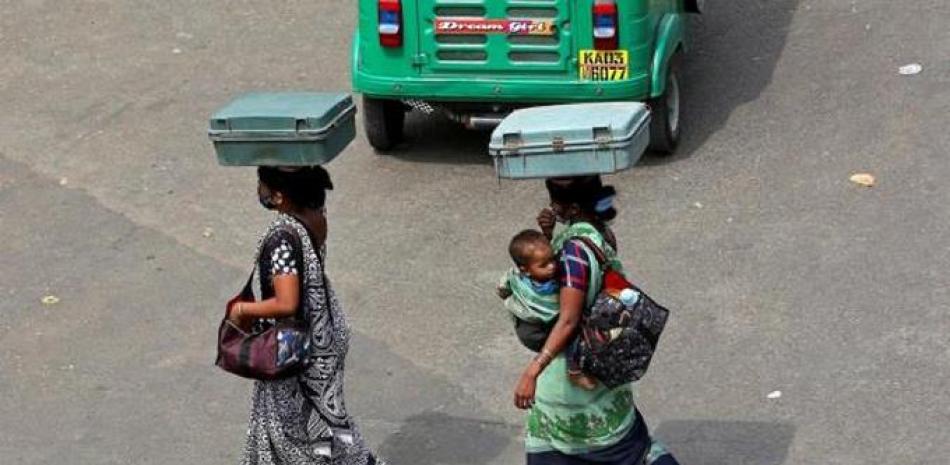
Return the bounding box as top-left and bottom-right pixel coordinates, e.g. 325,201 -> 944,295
619,288 -> 640,307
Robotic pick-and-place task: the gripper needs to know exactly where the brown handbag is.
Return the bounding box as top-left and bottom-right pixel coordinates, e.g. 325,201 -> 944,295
215,226 -> 318,380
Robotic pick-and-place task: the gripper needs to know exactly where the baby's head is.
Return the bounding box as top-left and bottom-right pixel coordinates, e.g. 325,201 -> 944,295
509,230 -> 556,282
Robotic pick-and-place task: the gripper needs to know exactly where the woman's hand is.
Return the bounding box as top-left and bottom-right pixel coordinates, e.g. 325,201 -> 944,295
511,288 -> 585,410
514,370 -> 538,410
537,208 -> 556,240
225,274 -> 299,327
227,301 -> 248,325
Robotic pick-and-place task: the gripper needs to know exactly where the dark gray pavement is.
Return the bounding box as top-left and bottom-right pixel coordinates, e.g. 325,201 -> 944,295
1,1 -> 948,464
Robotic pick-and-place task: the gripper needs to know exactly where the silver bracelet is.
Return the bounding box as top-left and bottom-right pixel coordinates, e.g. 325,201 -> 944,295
535,350 -> 553,366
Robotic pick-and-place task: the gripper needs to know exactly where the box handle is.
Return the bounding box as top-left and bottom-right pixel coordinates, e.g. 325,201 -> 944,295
593,126 -> 612,148
503,133 -> 523,153
212,119 -> 230,131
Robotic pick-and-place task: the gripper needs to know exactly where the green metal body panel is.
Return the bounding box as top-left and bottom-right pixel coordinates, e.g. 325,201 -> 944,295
352,0 -> 691,104
649,13 -> 686,98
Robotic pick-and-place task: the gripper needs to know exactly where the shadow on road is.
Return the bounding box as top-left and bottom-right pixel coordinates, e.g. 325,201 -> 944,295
382,1 -> 799,167
643,0 -> 800,166
380,112 -> 495,165
378,412 -> 518,465
654,420 -> 796,465
346,334 -> 517,464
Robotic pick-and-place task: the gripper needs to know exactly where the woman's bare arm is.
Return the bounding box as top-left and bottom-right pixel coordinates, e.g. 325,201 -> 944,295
229,274 -> 300,321
540,287 -> 585,357
513,286 -> 585,409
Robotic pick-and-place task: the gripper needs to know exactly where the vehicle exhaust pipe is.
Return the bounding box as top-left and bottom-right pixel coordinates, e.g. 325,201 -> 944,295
463,115 -> 506,130
441,107 -> 509,129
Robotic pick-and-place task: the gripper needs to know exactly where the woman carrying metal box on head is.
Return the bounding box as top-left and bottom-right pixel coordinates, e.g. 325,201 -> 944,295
512,175 -> 678,465
229,167 -> 383,465
210,93 -> 383,465
487,102 -> 675,464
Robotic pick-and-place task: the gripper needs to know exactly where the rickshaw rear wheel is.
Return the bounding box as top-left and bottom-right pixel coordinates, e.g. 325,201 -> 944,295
648,54 -> 683,155
363,96 -> 406,152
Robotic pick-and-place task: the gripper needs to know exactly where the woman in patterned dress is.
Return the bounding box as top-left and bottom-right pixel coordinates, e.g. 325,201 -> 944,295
512,176 -> 679,465
227,166 -> 381,465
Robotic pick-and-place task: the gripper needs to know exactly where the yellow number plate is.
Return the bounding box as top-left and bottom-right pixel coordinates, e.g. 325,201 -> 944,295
578,50 -> 629,81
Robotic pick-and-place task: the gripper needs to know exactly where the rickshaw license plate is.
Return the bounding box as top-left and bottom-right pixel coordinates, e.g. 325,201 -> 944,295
579,50 -> 629,81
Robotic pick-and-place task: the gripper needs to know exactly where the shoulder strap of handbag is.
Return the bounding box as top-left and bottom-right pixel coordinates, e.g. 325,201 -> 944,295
237,232 -> 270,301
572,236 -> 609,268
238,269 -> 256,301
569,236 -> 610,313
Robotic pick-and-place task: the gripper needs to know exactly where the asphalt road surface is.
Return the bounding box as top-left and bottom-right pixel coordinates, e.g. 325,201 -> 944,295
1,1 -> 948,464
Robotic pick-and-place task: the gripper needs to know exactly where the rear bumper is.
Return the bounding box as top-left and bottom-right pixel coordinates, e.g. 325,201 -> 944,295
353,71 -> 652,104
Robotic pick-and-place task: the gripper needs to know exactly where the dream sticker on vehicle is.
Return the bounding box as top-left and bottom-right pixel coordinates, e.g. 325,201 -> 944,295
435,18 -> 556,36
579,50 -> 629,81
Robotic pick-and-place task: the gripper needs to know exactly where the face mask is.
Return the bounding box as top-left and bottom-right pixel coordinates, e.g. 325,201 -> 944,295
259,194 -> 278,210
595,195 -> 615,215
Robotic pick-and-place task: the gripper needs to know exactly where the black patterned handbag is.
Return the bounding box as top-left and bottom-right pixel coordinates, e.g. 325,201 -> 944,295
573,237 -> 670,388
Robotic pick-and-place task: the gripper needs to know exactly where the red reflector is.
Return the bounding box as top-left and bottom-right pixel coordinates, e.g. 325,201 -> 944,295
593,2 -> 617,15
592,1 -> 618,50
379,0 -> 403,47
594,36 -> 618,50
379,0 -> 401,11
380,33 -> 402,47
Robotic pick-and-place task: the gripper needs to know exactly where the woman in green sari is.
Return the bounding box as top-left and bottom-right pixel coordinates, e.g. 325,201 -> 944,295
513,176 -> 679,465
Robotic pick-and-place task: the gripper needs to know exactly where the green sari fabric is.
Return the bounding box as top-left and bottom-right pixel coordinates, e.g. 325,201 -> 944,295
502,269 -> 560,324
524,222 -> 638,455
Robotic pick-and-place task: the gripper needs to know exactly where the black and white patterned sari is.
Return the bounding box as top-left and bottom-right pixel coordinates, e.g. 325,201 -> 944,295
241,214 -> 380,465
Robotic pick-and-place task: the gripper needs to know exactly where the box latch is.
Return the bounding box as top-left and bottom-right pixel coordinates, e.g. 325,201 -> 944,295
593,127 -> 611,149
211,119 -> 231,132
503,133 -> 523,153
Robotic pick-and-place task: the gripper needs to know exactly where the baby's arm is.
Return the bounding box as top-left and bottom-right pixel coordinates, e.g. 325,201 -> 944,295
497,274 -> 513,300
497,286 -> 513,300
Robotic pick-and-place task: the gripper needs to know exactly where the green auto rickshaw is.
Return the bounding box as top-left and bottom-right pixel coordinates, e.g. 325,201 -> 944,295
352,0 -> 702,154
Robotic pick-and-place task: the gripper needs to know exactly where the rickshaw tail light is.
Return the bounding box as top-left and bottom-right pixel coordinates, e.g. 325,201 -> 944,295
593,0 -> 618,50
378,0 -> 403,47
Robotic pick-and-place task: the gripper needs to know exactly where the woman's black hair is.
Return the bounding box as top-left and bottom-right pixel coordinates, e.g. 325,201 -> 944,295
257,166 -> 334,209
545,175 -> 618,222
